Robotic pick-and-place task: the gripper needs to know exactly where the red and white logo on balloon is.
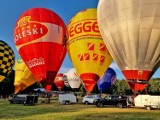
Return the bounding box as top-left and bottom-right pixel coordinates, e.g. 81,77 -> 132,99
14,16 -> 48,45
14,16 -> 64,47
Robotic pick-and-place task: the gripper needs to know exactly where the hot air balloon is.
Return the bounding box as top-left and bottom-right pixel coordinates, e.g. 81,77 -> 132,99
67,8 -> 113,93
14,56 -> 37,94
0,40 -> 15,82
14,8 -> 67,91
97,0 -> 160,94
63,74 -> 70,88
54,73 -> 64,91
65,68 -> 81,91
97,67 -> 116,94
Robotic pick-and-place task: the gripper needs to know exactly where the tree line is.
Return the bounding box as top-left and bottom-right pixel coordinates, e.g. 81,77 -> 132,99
0,69 -> 160,95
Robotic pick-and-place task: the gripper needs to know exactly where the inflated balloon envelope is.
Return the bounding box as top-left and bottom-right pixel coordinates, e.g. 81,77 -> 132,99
64,68 -> 81,90
0,40 -> 15,82
97,0 -> 160,94
14,56 -> 37,94
97,67 -> 116,93
54,73 -> 64,91
67,8 -> 113,93
14,8 -> 67,91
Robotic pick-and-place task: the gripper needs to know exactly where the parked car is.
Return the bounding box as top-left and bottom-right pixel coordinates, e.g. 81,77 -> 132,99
94,95 -> 128,108
9,96 -> 26,104
8,94 -> 39,105
82,95 -> 101,105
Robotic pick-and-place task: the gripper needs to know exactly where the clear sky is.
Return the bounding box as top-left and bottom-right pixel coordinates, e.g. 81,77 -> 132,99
0,0 -> 159,80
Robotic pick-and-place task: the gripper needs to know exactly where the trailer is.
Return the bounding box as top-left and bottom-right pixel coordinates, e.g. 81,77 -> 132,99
134,95 -> 160,110
58,93 -> 77,105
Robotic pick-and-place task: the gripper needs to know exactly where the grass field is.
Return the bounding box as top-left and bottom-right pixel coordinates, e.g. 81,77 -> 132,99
0,97 -> 160,120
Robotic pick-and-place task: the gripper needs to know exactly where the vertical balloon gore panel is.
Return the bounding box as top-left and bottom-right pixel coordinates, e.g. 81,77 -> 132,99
122,70 -> 151,92
80,73 -> 99,93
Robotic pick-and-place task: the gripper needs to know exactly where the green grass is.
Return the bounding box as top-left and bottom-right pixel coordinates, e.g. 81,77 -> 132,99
0,97 -> 160,120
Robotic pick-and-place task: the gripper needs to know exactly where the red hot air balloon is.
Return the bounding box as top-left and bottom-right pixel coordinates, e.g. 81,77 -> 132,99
14,8 -> 67,91
54,73 -> 65,91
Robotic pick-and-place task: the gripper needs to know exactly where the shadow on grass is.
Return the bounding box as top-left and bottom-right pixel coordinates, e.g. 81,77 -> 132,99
74,112 -> 159,120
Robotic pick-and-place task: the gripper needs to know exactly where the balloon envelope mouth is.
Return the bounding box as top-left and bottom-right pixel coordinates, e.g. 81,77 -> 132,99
127,79 -> 148,92
122,70 -> 151,93
80,73 -> 99,93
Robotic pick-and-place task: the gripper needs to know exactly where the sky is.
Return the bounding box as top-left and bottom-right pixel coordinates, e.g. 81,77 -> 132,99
0,0 -> 159,80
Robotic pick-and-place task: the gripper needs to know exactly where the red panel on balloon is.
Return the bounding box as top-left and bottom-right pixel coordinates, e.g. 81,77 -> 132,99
127,82 -> 148,92
80,73 -> 99,93
19,42 -> 66,81
122,70 -> 151,92
122,70 -> 151,80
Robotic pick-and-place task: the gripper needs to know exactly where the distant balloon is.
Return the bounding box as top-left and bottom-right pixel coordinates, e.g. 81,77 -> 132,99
97,67 -> 116,93
65,68 -> 81,91
14,56 -> 37,94
54,73 -> 64,91
0,40 -> 15,82
14,8 -> 67,91
97,0 -> 160,93
63,74 -> 70,88
67,8 -> 113,93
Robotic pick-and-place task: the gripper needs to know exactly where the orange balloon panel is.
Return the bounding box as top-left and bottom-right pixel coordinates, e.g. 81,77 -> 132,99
14,56 -> 37,94
14,8 -> 67,91
67,8 -> 113,93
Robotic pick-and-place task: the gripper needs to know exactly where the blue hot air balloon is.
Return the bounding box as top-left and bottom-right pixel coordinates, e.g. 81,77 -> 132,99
97,67 -> 116,93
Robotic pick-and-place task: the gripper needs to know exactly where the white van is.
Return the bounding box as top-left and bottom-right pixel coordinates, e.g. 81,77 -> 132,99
58,93 -> 77,105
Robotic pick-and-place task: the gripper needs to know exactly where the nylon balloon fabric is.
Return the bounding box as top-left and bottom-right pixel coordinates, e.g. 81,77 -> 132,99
14,56 -> 37,94
97,0 -> 160,94
14,8 -> 67,91
67,8 -> 113,93
0,40 -> 15,82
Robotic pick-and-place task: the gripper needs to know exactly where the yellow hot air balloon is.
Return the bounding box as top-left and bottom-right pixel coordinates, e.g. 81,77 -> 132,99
14,56 -> 37,94
0,40 -> 15,82
67,8 -> 113,93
